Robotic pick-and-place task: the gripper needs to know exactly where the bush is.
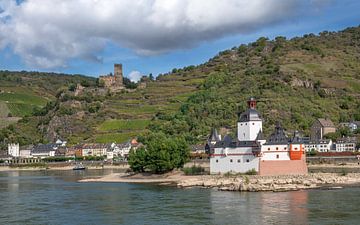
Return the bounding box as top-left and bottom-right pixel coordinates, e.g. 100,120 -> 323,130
43,157 -> 70,162
245,168 -> 257,175
183,165 -> 206,175
340,169 -> 348,176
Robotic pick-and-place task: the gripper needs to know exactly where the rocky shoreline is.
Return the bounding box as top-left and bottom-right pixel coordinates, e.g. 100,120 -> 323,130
80,171 -> 360,192
177,173 -> 360,191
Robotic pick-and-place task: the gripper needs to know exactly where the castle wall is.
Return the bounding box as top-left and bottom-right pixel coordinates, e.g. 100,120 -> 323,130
210,147 -> 259,174
258,157 -> 308,176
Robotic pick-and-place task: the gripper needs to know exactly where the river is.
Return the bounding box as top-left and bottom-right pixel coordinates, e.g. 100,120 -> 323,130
0,169 -> 359,225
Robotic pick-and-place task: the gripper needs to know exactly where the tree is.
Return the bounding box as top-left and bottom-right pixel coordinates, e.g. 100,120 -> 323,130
128,147 -> 148,173
123,77 -> 137,89
128,132 -> 190,174
149,73 -> 154,81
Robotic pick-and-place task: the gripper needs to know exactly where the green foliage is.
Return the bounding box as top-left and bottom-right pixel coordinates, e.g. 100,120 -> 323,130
128,132 -> 190,174
75,156 -> 105,161
123,77 -> 138,89
43,157 -> 70,162
307,149 -> 318,156
99,119 -> 150,131
183,165 -> 206,175
340,169 -> 348,176
68,83 -> 76,91
2,26 -> 360,148
244,168 -> 257,175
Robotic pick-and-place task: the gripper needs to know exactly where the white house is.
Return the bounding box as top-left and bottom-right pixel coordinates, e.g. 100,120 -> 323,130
8,143 -> 20,157
335,138 -> 357,152
304,139 -> 333,152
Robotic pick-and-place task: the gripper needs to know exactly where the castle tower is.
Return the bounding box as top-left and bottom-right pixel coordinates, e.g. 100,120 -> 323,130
114,64 -> 123,86
237,97 -> 263,141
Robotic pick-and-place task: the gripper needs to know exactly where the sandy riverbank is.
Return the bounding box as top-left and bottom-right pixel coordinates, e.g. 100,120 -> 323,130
79,170 -> 360,192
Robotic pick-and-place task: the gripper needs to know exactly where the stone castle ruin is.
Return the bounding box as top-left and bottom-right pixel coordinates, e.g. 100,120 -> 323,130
99,64 -> 124,91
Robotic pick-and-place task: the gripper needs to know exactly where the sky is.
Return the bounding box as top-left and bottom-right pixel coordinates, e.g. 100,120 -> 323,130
0,0 -> 359,81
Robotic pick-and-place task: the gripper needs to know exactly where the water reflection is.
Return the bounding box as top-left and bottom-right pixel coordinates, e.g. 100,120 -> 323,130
0,170 -> 360,225
210,190 -> 309,225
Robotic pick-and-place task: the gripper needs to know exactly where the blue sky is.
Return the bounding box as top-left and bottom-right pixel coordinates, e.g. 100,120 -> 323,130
0,0 -> 359,80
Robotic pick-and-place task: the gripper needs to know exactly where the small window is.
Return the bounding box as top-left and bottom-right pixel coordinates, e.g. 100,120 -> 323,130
276,147 -> 279,150
216,160 -> 218,163
276,154 -> 279,159
295,147 -> 298,150
284,147 -> 287,150
237,159 -> 241,163
246,159 -> 250,163
252,123 -> 255,125
230,159 -> 233,163
245,123 -> 247,125
268,148 -> 270,151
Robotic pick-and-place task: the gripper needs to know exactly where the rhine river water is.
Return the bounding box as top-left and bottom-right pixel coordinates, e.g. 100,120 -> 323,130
0,169 -> 360,225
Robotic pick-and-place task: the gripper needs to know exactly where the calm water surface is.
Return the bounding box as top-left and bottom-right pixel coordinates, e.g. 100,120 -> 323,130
0,170 -> 359,225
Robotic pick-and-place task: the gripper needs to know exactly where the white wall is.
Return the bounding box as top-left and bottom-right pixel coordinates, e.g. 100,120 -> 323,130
261,144 -> 290,160
237,121 -> 262,141
8,143 -> 20,157
210,147 -> 259,174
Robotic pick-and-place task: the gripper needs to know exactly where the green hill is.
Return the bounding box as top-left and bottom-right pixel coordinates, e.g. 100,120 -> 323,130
1,26 -> 360,149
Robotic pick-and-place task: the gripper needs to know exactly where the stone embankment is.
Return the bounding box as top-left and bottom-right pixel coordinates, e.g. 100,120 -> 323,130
177,173 -> 360,192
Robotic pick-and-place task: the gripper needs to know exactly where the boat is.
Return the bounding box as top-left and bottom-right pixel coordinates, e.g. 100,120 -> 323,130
73,163 -> 86,170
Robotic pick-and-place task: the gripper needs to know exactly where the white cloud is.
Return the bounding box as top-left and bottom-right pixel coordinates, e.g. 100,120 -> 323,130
127,70 -> 142,82
0,0 -> 331,68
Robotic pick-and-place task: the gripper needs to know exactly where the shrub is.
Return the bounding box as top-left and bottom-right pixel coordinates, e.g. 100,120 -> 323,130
340,169 -> 348,176
183,165 -> 206,175
245,168 -> 257,175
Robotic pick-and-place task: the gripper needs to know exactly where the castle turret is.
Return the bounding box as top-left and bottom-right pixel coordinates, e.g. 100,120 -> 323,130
114,64 -> 123,86
237,97 -> 263,141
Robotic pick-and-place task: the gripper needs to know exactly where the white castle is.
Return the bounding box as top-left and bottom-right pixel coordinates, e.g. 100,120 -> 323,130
209,98 -> 307,176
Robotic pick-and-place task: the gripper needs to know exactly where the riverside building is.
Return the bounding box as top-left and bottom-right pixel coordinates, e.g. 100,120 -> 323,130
209,98 -> 308,176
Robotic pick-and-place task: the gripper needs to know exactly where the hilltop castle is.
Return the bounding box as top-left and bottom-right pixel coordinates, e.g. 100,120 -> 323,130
99,64 -> 124,91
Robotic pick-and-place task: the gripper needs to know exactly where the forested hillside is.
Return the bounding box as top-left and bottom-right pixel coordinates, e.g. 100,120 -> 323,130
1,26 -> 360,149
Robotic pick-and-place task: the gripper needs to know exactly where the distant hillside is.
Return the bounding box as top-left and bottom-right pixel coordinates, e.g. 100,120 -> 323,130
1,26 -> 360,149
0,71 -> 96,124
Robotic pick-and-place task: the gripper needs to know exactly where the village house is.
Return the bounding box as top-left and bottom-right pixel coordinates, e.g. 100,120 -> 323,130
31,144 -> 58,158
310,118 -> 336,140
81,144 -> 109,157
209,98 -> 307,176
304,139 -> 333,152
19,145 -> 33,158
335,137 -> 357,152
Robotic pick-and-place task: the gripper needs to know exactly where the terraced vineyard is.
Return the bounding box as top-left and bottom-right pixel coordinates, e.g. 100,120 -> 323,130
91,72 -> 206,143
1,26 -> 360,148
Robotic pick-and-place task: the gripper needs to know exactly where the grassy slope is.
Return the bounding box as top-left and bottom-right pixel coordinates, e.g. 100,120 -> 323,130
1,26 -> 360,146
